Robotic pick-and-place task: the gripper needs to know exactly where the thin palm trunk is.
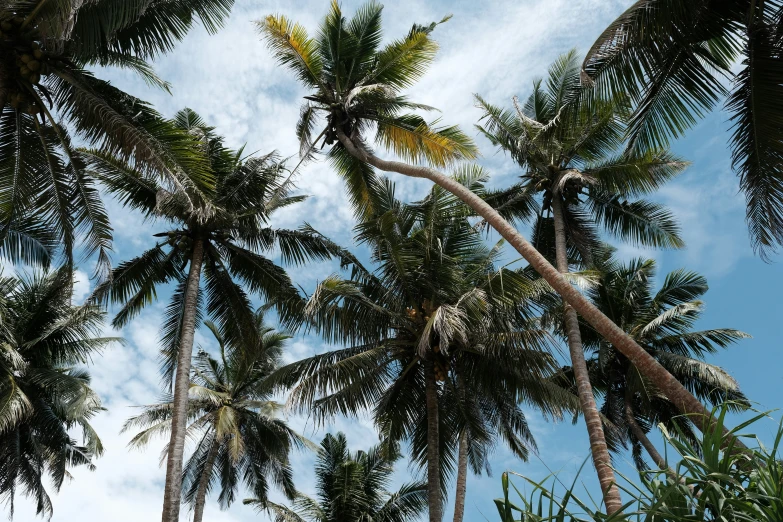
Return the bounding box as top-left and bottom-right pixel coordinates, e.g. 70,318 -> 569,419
334,129 -> 740,448
452,430 -> 468,522
424,359 -> 443,522
551,195 -> 622,514
192,436 -> 220,522
161,238 -> 204,522
624,400 -> 673,475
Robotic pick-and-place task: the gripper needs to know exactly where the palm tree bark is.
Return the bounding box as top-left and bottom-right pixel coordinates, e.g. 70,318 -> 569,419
551,196 -> 623,514
192,436 -> 220,522
452,430 -> 468,522
334,129 -> 739,448
624,400 -> 672,475
424,359 -> 443,522
161,238 -> 204,522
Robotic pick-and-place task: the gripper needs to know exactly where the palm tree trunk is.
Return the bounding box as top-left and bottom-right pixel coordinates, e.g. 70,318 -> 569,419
623,400 -> 672,475
424,359 -> 443,522
334,129 -> 738,448
192,437 -> 220,522
161,238 -> 204,522
551,196 -> 623,514
452,430 -> 468,522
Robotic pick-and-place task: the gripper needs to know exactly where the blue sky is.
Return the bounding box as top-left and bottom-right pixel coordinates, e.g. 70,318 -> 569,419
11,0 -> 783,520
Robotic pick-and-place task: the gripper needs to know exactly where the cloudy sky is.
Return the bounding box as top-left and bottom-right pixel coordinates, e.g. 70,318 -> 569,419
11,0 -> 783,520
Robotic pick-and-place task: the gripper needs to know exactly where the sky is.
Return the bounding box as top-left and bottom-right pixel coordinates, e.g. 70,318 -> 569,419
9,0 -> 783,520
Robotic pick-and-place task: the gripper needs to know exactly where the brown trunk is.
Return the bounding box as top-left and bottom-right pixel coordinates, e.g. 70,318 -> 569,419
424,359 -> 443,522
334,129 -> 739,449
551,196 -> 623,514
452,430 -> 468,522
624,400 -> 675,477
161,238 -> 204,522
192,436 -> 220,522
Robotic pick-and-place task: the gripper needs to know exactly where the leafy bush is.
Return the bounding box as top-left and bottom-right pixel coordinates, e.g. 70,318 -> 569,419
495,406 -> 783,521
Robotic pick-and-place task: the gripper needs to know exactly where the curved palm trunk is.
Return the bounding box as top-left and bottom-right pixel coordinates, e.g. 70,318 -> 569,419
551,196 -> 622,514
334,130 -> 739,448
192,437 -> 220,522
452,430 -> 468,522
424,359 -> 443,522
161,238 -> 204,522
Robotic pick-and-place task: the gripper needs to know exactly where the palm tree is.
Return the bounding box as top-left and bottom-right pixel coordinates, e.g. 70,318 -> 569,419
247,432 -> 428,522
267,174 -> 574,522
257,1 -> 732,453
582,0 -> 783,258
123,314 -> 306,522
88,108 -> 350,522
0,0 -> 234,269
0,268 -> 117,518
562,252 -> 750,474
475,50 -> 686,513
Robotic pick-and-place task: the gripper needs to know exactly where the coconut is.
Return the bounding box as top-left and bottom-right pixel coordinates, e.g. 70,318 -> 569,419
29,73 -> 39,84
33,49 -> 43,59
1,22 -> 12,32
27,60 -> 40,71
20,54 -> 31,63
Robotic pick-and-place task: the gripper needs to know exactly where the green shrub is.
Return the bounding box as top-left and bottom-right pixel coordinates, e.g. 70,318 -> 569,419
495,406 -> 783,521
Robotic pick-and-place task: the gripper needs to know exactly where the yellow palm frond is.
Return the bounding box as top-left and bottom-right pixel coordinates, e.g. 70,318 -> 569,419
257,15 -> 323,88
375,115 -> 478,167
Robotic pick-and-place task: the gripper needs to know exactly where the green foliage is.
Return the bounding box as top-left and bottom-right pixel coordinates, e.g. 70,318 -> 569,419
476,51 -> 688,266
0,268 -> 117,518
493,405 -> 783,522
551,251 -> 750,470
247,431 -> 428,522
88,108 -> 350,384
122,313 -> 304,512
0,0 -> 235,268
582,0 -> 783,258
265,177 -> 577,493
259,1 -> 477,218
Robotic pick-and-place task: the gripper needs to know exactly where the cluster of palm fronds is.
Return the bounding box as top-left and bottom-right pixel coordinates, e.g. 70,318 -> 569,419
0,1 -> 778,521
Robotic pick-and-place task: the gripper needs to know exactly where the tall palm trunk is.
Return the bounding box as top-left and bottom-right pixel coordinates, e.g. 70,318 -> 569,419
192,436 -> 220,522
334,129 -> 740,448
551,196 -> 622,514
424,359 -> 443,522
453,430 -> 468,522
161,238 -> 204,522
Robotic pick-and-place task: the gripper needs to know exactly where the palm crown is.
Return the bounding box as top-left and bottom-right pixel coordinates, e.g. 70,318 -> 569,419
88,108 -> 348,379
259,0 -> 477,217
267,173 -> 575,510
476,50 -> 688,263
582,0 -> 783,257
0,268 -> 118,517
0,0 -> 234,268
249,432 -> 428,522
560,251 -> 750,468
123,315 -> 305,518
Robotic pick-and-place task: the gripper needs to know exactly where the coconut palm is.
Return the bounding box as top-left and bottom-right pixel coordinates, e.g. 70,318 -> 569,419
266,173 -> 575,522
246,432 -> 428,522
88,108 -> 350,522
564,252 -> 750,473
123,314 -> 305,522
582,0 -> 783,258
258,2 -> 731,459
0,268 -> 116,518
476,50 -> 687,513
0,0 -> 234,269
